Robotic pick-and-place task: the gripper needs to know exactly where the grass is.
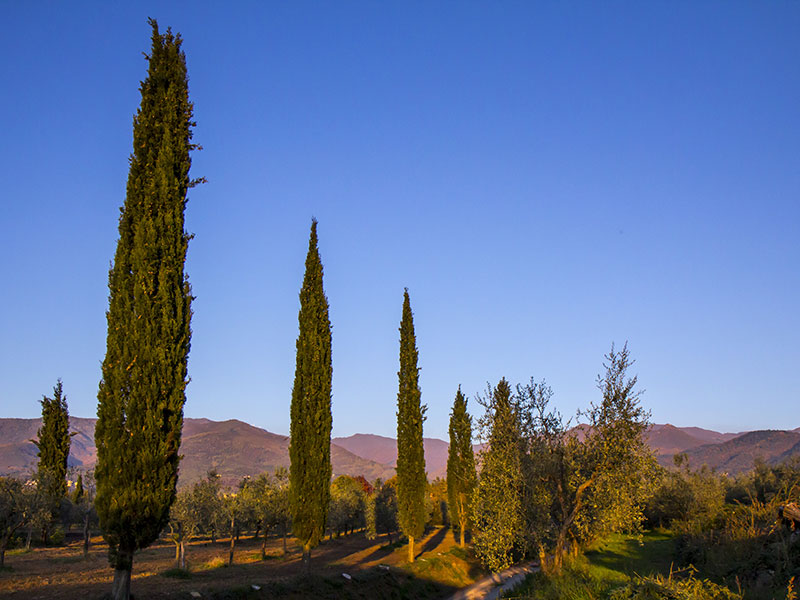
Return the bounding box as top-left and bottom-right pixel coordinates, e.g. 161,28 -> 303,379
505,530 -> 732,600
162,567 -> 192,579
201,556 -> 229,570
583,530 -> 677,578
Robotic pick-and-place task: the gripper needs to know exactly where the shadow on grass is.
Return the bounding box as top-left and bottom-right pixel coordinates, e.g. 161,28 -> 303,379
211,568 -> 461,600
419,527 -> 449,559
583,531 -> 676,577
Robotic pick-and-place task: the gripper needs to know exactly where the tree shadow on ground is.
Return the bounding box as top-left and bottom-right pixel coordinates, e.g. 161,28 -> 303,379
418,526 -> 449,559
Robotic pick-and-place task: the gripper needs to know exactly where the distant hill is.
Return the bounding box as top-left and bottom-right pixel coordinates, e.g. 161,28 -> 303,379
2,417 -> 796,482
0,417 -> 394,488
647,424 -> 708,464
333,434 -> 452,480
682,430 -> 800,474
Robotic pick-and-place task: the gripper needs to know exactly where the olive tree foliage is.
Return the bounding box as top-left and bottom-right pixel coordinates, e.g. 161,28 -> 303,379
68,470 -> 97,558
168,488 -> 198,569
375,478 -> 399,543
328,475 -> 366,537
191,471 -> 224,543
645,457 -> 727,533
0,477 -> 30,568
514,343 -> 655,573
244,468 -> 292,558
219,487 -> 246,565
364,482 -> 378,541
577,343 -> 655,539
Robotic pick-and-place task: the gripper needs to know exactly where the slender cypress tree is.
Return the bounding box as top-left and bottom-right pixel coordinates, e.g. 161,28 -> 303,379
94,19 -> 196,600
289,219 -> 333,569
446,386 -> 476,547
396,289 -> 427,562
34,379 -> 71,500
471,378 -> 524,572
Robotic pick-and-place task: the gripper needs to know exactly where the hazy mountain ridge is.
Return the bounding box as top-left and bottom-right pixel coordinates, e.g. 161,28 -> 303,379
0,417 -> 394,488
1,418 -> 797,482
333,434 -> 452,479
681,430 -> 800,474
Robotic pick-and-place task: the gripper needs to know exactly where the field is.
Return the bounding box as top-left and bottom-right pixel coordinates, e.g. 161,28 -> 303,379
0,527 -> 485,599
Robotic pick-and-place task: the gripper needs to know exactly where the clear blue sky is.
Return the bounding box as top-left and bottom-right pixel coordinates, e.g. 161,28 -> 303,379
1,2 -> 798,440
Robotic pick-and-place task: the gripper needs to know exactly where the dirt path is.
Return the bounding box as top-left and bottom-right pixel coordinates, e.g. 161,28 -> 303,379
447,560 -> 539,600
0,527 -> 480,599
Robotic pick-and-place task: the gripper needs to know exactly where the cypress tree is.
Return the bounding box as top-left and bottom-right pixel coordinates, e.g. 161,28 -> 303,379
72,473 -> 85,505
446,386 -> 476,548
396,289 -> 427,563
94,19 -> 196,600
289,219 -> 333,570
34,379 -> 71,500
472,378 -> 524,572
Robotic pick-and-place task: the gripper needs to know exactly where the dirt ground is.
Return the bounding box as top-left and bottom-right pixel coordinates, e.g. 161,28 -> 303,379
0,527 -> 482,599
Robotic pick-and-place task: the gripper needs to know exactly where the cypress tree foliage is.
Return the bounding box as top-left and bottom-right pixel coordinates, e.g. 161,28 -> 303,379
446,386 -> 476,548
72,473 -> 85,505
94,19 -> 196,600
395,289 -> 427,563
472,378 -> 525,572
34,379 -> 71,500
289,219 -> 333,570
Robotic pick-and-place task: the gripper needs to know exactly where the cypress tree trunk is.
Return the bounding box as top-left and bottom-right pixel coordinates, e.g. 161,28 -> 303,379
110,549 -> 133,600
395,290 -> 427,563
94,20 -> 197,600
228,515 -> 236,565
289,220 -> 332,570
82,514 -> 90,558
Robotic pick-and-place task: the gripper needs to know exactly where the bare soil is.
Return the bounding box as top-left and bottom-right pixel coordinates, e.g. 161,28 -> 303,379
0,527 -> 483,599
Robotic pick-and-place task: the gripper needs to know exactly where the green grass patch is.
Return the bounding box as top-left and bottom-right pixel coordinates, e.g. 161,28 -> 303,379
448,545 -> 471,561
162,567 -> 192,579
200,556 -> 229,570
407,555 -> 472,588
507,530 -> 743,600
583,530 -> 677,578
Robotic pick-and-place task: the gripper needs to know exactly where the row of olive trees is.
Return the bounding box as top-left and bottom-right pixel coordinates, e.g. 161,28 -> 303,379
445,343 -> 656,573
164,470 -> 405,571
0,469 -> 96,568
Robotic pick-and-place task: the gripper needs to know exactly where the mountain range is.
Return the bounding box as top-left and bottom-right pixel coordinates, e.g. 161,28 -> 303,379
2,417 -> 800,487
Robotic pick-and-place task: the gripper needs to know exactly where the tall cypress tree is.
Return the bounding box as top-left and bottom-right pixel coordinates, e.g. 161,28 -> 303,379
34,379 -> 71,500
396,289 -> 427,563
94,19 -> 196,600
472,378 -> 524,572
289,219 -> 333,569
446,386 -> 476,548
